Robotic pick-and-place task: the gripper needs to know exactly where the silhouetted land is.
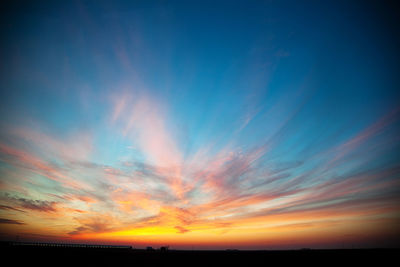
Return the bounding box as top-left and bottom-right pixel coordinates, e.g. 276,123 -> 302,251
1,242 -> 397,266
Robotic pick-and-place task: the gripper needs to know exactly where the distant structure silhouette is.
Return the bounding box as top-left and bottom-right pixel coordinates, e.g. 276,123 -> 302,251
160,246 -> 169,252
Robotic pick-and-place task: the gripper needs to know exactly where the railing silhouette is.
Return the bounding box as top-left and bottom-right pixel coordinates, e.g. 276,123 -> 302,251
10,241 -> 132,249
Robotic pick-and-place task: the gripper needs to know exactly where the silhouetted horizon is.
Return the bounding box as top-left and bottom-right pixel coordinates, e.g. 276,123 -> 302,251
2,241 -> 399,266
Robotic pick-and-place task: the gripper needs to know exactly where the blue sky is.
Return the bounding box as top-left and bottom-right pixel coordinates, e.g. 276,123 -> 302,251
0,0 -> 399,249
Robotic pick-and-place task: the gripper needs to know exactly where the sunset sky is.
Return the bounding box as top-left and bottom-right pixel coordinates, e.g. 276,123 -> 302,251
0,0 -> 399,249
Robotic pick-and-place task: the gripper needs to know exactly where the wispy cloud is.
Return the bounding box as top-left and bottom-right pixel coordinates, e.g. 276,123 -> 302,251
1,89 -> 399,248
3,195 -> 57,213
0,205 -> 25,213
0,218 -> 25,225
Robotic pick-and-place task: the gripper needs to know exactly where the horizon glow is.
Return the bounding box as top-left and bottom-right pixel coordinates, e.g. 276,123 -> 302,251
0,0 -> 399,249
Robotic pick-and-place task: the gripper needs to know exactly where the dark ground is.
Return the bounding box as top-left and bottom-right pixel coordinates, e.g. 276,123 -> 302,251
1,242 -> 398,266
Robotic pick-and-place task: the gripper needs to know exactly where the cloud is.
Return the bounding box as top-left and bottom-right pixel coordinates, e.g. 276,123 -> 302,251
8,125 -> 93,162
111,92 -> 181,166
0,143 -> 91,190
0,218 -> 25,225
110,91 -> 185,199
18,198 -> 57,212
326,108 -> 400,169
174,225 -> 189,234
0,205 -> 25,213
3,195 -> 57,213
68,214 -> 116,236
68,226 -> 90,236
1,89 -> 399,248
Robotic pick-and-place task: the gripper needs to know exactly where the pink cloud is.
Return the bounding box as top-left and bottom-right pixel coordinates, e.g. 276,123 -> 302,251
9,126 -> 93,162
110,91 -> 185,199
112,92 -> 181,166
0,143 -> 90,190
327,107 -> 400,168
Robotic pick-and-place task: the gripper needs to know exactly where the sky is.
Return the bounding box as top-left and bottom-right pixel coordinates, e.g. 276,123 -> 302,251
0,0 -> 399,249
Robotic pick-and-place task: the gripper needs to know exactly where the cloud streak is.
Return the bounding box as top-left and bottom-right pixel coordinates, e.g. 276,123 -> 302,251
1,89 -> 399,249
0,218 -> 25,225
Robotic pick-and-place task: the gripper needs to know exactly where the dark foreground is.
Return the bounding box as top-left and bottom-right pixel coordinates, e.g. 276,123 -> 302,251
1,242 -> 398,266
